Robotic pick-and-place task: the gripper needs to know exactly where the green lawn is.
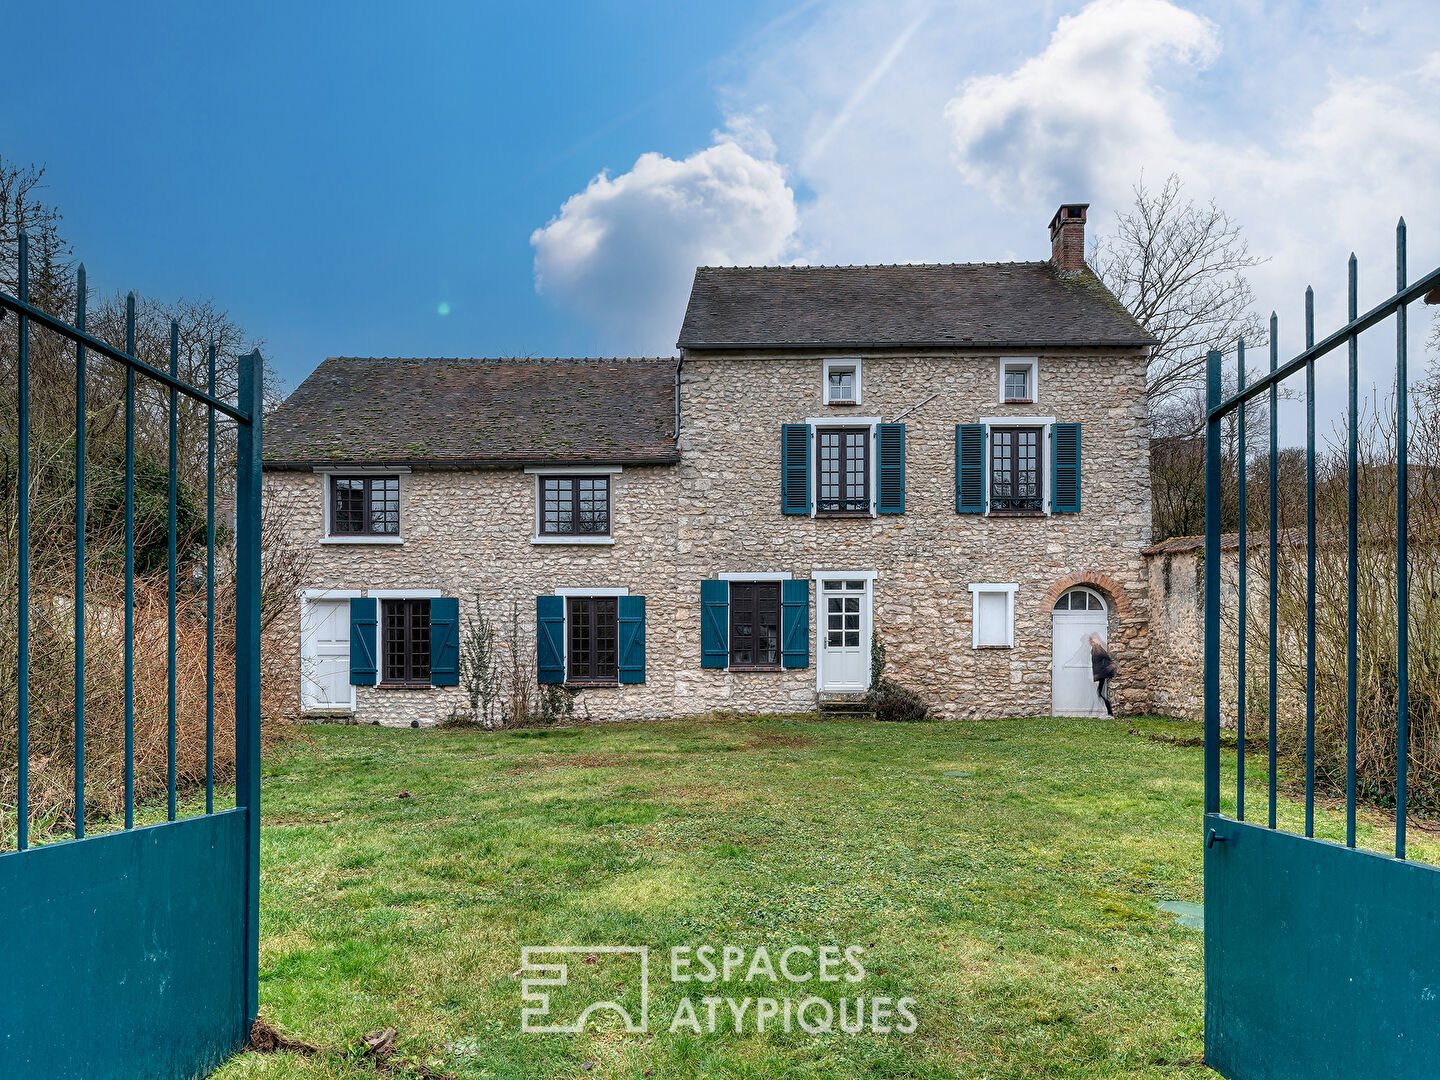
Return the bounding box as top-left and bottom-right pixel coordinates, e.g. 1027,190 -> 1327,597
212,715 -> 1437,1080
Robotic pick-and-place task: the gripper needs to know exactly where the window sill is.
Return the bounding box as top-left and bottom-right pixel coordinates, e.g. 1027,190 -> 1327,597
1002,399 -> 1036,405
973,644 -> 1014,650
987,510 -> 1046,518
565,681 -> 618,689
728,665 -> 783,674
814,510 -> 872,519
824,400 -> 860,407
376,681 -> 433,690
531,535 -> 615,545
320,535 -> 404,545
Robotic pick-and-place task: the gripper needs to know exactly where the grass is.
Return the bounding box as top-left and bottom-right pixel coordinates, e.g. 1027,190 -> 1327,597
211,714 -> 1440,1080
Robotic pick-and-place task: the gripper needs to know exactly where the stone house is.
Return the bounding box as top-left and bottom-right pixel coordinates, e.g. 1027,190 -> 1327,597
264,203 -> 1157,724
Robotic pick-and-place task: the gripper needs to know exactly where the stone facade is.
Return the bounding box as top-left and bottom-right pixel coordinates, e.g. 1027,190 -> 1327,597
267,346 -> 1156,725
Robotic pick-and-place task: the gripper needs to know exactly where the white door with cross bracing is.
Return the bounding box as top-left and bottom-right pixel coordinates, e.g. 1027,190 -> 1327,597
301,597 -> 355,711
818,576 -> 871,692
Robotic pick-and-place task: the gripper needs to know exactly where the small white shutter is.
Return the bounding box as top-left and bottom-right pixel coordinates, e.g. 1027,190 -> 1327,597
976,591 -> 1010,647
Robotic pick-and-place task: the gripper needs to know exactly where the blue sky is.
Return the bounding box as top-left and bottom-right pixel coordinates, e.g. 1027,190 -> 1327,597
3,0 -> 1438,424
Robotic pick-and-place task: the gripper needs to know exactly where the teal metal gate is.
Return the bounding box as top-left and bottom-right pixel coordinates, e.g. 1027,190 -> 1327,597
1203,221 -> 1440,1078
0,233 -> 262,1078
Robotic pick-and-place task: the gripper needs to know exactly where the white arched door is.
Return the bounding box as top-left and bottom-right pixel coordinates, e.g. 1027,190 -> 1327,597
1051,587 -> 1108,717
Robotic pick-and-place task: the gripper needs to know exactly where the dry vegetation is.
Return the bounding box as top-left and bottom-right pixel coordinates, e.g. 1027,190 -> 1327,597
0,156 -> 304,846
1234,370 -> 1440,814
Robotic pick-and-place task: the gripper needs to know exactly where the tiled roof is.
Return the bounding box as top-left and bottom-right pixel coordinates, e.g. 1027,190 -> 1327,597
264,357 -> 678,467
677,262 -> 1156,350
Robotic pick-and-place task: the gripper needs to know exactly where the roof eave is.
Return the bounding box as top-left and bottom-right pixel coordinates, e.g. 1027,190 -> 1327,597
677,338 -> 1157,351
262,453 -> 682,471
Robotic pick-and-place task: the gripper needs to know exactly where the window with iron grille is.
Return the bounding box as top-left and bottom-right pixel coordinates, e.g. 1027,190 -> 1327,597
990,427 -> 1042,512
330,476 -> 400,536
729,582 -> 781,668
567,596 -> 618,682
540,476 -> 610,536
817,428 -> 869,513
382,598 -> 430,684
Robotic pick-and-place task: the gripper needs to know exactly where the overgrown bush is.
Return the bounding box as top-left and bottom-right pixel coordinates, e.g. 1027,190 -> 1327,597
447,596 -> 587,729
867,679 -> 931,722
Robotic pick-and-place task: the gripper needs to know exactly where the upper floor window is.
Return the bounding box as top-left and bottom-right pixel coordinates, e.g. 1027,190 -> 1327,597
330,475 -> 399,536
817,427 -> 869,513
541,475 -> 610,537
382,598 -> 430,685
999,358 -> 1038,404
990,427 -> 1042,512
823,358 -> 861,405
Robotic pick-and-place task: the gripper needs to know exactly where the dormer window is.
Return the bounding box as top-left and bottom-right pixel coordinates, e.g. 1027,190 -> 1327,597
999,358 -> 1038,404
823,358 -> 861,405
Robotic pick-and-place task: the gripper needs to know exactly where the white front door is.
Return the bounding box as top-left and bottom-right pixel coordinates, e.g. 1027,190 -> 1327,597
819,577 -> 871,691
1051,587 -> 1108,717
301,598 -> 354,711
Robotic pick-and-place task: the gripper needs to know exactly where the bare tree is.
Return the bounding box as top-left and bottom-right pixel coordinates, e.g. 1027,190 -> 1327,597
1090,174 -> 1268,431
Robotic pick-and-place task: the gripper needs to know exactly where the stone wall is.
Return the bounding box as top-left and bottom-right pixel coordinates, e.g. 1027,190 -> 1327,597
266,346 -> 1155,724
265,463 -> 682,725
1143,538 -> 1259,724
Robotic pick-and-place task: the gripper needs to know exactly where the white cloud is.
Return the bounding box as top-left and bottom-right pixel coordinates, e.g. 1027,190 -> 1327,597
530,124 -> 799,354
943,0 -> 1220,207
532,0 -> 1440,393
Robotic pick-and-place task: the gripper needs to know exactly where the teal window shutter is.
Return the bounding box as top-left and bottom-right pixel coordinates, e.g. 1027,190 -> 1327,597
876,423 -> 906,514
956,424 -> 986,513
429,597 -> 459,686
700,579 -> 729,668
536,595 -> 566,684
781,579 -> 810,669
780,424 -> 812,514
1052,423 -> 1082,512
617,596 -> 646,684
349,597 -> 377,685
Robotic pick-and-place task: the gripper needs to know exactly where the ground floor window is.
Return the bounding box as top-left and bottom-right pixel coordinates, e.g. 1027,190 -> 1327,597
382,598 -> 431,684
568,596 -> 618,682
968,584 -> 1017,648
729,581 -> 781,668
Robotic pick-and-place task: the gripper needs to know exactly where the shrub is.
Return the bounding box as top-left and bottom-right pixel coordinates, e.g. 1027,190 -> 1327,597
867,678 -> 930,722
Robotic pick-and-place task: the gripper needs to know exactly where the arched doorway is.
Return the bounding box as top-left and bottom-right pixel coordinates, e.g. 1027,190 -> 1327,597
1051,586 -> 1108,716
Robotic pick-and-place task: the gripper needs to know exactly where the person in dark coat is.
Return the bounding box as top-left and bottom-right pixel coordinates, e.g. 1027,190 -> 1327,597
1089,633 -> 1117,716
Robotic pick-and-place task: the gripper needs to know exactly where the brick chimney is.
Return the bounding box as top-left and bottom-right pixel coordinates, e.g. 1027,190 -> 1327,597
1049,203 -> 1089,274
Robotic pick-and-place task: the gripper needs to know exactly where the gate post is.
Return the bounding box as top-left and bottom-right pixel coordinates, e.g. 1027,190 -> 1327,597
1203,349 -> 1221,816
234,349 -> 264,1030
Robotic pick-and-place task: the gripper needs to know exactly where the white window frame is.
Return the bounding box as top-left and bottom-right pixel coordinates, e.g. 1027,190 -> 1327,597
806,416 -> 880,518
998,357 -> 1039,405
823,357 -> 863,406
978,415 -> 1055,516
528,465 -> 621,545
315,467 -> 409,544
968,583 -> 1018,649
